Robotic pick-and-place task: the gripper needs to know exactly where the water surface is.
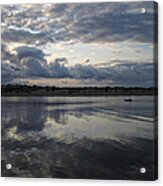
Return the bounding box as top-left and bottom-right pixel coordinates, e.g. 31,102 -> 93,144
1,96 -> 156,180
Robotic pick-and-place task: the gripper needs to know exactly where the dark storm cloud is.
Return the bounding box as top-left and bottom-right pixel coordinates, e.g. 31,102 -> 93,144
1,44 -> 155,86
1,1 -> 156,45
20,57 -> 49,77
16,46 -> 45,60
1,45 -> 47,82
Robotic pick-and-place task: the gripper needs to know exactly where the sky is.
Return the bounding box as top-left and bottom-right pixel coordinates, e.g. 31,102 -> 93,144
1,2 -> 157,87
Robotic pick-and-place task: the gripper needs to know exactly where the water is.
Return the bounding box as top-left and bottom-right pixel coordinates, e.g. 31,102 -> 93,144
1,96 -> 156,180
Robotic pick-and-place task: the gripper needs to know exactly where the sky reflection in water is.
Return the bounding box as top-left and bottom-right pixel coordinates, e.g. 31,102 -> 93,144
1,96 -> 155,180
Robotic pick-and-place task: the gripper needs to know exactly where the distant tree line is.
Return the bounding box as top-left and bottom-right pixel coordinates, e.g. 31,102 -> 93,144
1,84 -> 157,96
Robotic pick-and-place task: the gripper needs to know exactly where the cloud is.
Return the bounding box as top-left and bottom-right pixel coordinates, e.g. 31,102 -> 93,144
16,46 -> 45,60
1,2 -> 156,45
1,26 -> 47,45
54,57 -> 68,65
49,59 -> 71,78
1,44 -> 155,86
1,61 -> 22,83
1,43 -> 17,63
69,62 -> 154,87
1,45 -> 48,82
20,57 -> 49,77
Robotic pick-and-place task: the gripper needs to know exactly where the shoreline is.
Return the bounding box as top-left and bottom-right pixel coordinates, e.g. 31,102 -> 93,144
1,93 -> 156,97
1,85 -> 157,97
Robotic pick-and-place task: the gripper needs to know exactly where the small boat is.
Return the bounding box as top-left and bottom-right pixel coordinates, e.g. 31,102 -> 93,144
124,98 -> 133,102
